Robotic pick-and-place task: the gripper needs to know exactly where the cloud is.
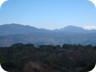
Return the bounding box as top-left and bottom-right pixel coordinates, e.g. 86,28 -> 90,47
82,25 -> 96,30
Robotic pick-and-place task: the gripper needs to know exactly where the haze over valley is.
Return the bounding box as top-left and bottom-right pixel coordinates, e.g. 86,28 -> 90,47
0,24 -> 96,47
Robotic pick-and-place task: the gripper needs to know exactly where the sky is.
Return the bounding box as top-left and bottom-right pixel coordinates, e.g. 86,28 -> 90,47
0,0 -> 96,30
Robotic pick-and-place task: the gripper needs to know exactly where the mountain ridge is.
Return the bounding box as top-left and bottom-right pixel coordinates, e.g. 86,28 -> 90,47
0,23 -> 96,47
0,24 -> 96,36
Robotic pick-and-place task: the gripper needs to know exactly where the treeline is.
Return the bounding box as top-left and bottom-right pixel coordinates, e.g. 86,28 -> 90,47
0,43 -> 96,72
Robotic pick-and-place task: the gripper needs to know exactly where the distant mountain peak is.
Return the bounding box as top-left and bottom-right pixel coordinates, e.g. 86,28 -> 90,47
0,24 -> 96,47
58,25 -> 85,32
64,25 -> 84,29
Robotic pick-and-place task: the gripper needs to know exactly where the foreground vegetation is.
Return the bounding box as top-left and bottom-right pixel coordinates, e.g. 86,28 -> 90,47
0,43 -> 96,72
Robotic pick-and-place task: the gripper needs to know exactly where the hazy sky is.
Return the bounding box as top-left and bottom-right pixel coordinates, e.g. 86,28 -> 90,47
0,0 -> 96,29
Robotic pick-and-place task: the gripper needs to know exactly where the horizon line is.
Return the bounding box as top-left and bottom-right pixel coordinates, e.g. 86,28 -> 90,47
0,23 -> 96,30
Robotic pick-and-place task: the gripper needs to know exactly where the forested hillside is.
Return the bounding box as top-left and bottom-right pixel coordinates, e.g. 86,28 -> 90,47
0,44 -> 96,72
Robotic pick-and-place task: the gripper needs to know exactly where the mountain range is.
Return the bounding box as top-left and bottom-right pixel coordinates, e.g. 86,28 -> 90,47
0,23 -> 96,47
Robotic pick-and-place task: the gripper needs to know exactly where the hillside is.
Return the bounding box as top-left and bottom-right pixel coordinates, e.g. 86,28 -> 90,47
0,24 -> 96,47
0,44 -> 96,72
